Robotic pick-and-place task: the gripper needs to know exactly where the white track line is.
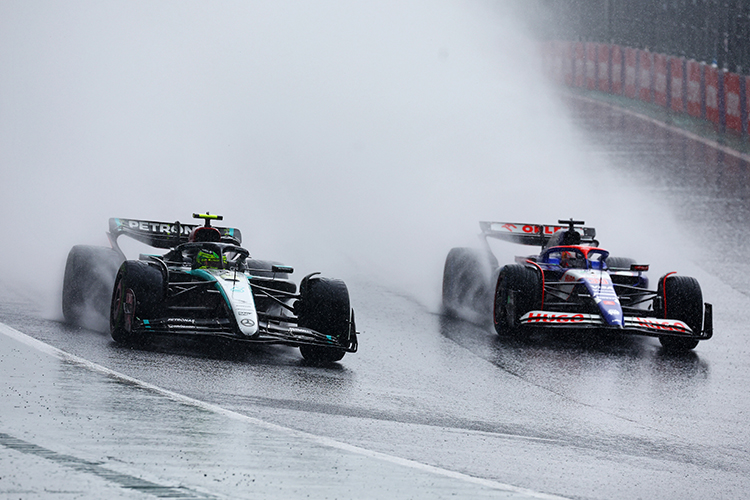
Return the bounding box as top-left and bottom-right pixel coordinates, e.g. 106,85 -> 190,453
0,322 -> 569,500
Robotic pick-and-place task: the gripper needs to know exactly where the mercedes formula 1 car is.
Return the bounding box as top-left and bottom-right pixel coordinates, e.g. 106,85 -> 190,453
62,213 -> 358,363
442,219 -> 712,350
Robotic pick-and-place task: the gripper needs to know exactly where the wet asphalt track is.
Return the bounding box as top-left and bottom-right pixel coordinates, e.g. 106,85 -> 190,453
3,95 -> 750,499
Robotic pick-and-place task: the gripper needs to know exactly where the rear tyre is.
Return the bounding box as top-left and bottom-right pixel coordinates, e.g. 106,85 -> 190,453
494,265 -> 542,336
110,261 -> 165,345
62,245 -> 124,330
297,276 -> 353,363
442,247 -> 497,320
657,275 -> 702,351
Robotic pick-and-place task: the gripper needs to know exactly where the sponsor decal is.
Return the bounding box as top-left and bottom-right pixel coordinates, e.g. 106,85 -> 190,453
602,300 -> 616,305
168,318 -> 196,325
240,319 -> 255,327
631,317 -> 690,332
119,219 -> 234,237
586,276 -> 612,285
491,224 -> 577,235
543,225 -> 563,234
122,219 -> 196,236
230,287 -> 245,293
237,310 -> 253,316
165,318 -> 199,330
525,312 -> 585,323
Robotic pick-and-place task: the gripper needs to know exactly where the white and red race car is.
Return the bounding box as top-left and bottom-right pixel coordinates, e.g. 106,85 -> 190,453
442,219 -> 712,350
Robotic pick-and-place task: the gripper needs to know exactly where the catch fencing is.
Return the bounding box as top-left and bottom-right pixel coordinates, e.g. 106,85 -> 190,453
537,0 -> 750,75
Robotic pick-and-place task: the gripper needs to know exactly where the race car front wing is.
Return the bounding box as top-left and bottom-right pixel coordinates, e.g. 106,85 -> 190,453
518,303 -> 713,340
130,317 -> 358,352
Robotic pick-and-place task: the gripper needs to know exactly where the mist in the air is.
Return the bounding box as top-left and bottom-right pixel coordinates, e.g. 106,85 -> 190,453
0,1 -> 681,315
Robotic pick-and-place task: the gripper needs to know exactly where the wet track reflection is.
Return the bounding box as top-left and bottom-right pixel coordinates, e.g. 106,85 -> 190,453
4,96 -> 750,499
441,315 -> 710,381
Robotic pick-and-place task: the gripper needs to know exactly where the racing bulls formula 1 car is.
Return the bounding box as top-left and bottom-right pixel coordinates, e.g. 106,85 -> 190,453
62,213 -> 358,363
442,219 -> 712,351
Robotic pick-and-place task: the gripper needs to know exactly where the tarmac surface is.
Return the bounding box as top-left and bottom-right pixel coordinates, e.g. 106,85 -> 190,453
0,320 -> 566,500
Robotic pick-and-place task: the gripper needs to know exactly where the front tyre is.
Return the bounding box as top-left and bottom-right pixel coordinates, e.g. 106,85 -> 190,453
110,261 -> 165,345
494,265 -> 541,336
657,275 -> 703,351
297,276 -> 354,363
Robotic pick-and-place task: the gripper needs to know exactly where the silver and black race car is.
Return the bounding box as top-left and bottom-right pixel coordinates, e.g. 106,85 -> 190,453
442,219 -> 712,350
62,213 -> 357,363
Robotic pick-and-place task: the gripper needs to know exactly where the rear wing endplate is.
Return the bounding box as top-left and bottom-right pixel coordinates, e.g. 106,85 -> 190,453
108,218 -> 242,249
479,221 -> 596,247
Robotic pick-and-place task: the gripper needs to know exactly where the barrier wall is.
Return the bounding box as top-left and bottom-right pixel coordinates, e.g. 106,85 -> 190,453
574,42 -> 585,88
705,65 -> 720,125
653,53 -> 668,107
624,48 -> 638,98
669,57 -> 684,112
725,72 -> 742,133
610,45 -> 623,95
637,51 -> 652,102
546,41 -> 749,137
597,44 -> 610,93
586,43 -> 598,90
563,42 -> 574,86
686,60 -> 702,118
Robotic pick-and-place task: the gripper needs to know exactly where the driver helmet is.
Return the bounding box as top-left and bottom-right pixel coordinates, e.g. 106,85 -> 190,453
195,249 -> 227,269
189,226 -> 222,243
560,251 -> 579,268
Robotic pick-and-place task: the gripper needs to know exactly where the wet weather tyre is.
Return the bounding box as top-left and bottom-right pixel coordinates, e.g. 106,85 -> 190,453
110,260 -> 166,345
657,275 -> 702,351
493,265 -> 542,336
62,245 -> 124,330
442,247 -> 496,320
297,276 -> 353,363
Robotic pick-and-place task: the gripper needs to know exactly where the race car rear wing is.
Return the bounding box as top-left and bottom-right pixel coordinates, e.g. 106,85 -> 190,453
108,218 -> 243,249
479,221 -> 597,247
